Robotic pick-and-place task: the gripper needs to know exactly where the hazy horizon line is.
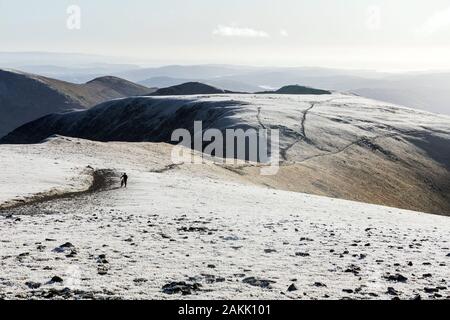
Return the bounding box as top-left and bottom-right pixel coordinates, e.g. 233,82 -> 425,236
2,50 -> 450,74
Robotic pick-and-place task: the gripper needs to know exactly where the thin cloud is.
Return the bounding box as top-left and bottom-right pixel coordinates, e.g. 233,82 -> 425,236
213,25 -> 270,38
416,6 -> 450,35
280,29 -> 289,37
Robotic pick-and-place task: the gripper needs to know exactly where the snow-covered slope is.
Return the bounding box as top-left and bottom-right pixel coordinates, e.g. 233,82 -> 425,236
0,137 -> 449,300
2,94 -> 450,215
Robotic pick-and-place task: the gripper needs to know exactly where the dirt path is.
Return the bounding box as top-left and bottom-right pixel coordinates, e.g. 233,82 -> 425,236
0,169 -> 118,213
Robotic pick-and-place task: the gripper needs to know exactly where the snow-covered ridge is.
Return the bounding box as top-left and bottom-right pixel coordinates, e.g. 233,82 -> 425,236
2,94 -> 450,214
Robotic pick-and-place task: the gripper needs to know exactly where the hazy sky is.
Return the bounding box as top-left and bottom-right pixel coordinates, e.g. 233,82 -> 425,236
1,0 -> 450,70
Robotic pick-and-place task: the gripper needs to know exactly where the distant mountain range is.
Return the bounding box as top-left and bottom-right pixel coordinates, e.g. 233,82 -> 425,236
0,69 -> 151,137
2,52 -> 449,115
0,65 -> 337,138
114,65 -> 450,115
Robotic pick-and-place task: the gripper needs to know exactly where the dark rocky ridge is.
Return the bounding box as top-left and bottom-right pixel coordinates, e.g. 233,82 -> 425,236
148,82 -> 234,96
257,85 -> 331,95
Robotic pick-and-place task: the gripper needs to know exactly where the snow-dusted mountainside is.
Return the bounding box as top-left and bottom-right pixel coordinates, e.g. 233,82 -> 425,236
2,93 -> 450,214
0,69 -> 151,137
0,137 -> 449,300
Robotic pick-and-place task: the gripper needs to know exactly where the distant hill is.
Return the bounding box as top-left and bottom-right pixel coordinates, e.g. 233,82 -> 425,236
0,69 -> 151,137
257,85 -> 331,95
149,82 -> 234,96
139,76 -> 261,93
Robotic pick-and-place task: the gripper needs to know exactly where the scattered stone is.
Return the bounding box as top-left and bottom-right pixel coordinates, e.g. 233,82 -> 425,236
386,287 -> 399,296
53,242 -> 74,252
98,266 -> 108,275
295,252 -> 310,257
313,282 -> 327,287
178,226 -> 214,233
242,277 -> 276,289
422,273 -> 432,278
342,289 -> 353,294
345,264 -> 361,276
162,282 -> 201,295
287,284 -> 298,292
207,264 -> 216,269
97,255 -> 109,276
50,276 -> 63,283
223,235 -> 240,241
53,242 -> 77,257
424,287 -> 439,293
42,288 -> 73,299
264,249 -> 277,254
25,281 -> 41,289
384,274 -> 408,283
133,278 -> 148,284
97,254 -> 108,264
200,274 -> 225,284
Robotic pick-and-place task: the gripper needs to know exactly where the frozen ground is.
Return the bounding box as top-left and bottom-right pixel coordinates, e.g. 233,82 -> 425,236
0,137 -> 449,300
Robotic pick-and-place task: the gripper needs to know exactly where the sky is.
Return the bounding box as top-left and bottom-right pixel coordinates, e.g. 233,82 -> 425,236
1,0 -> 450,71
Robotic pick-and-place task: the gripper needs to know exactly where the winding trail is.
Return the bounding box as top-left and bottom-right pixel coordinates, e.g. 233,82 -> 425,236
256,107 -> 267,130
0,169 -> 117,213
285,129 -> 426,165
279,102 -> 317,161
149,163 -> 183,174
300,103 -> 316,140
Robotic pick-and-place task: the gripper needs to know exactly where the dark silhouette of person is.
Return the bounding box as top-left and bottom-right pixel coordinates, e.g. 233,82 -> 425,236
121,173 -> 128,188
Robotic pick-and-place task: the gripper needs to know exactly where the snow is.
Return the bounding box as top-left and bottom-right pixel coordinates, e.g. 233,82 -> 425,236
0,142 -> 92,206
0,137 -> 449,300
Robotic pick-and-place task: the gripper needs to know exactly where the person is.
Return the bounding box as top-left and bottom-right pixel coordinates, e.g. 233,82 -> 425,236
120,173 -> 128,188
